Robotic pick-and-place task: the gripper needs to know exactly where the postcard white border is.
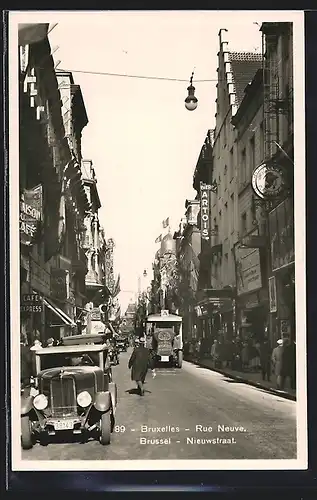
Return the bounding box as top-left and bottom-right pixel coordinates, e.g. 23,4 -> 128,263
9,10 -> 307,472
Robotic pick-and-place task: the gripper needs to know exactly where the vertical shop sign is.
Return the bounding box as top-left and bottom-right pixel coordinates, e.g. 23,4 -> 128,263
200,182 -> 211,240
268,276 -> 277,313
51,269 -> 70,301
234,230 -> 262,296
20,184 -> 43,246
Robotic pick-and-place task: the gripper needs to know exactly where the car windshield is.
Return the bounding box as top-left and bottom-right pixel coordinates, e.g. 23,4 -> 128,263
152,322 -> 180,333
39,351 -> 101,371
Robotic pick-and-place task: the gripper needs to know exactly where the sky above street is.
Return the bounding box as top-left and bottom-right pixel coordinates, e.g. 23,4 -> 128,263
12,10 -> 301,313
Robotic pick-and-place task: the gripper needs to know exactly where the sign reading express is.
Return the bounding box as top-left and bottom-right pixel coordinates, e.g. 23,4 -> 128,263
200,182 -> 211,240
21,293 -> 43,313
234,232 -> 262,296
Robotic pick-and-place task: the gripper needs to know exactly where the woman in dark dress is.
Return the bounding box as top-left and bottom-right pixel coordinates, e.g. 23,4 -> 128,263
128,338 -> 155,396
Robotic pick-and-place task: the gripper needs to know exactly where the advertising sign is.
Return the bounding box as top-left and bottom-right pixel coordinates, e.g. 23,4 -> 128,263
234,230 -> 262,296
20,184 -> 43,246
200,182 -> 211,241
20,293 -> 43,313
252,162 -> 287,200
268,276 -> 277,313
91,308 -> 102,321
51,268 -> 70,301
269,198 -> 294,272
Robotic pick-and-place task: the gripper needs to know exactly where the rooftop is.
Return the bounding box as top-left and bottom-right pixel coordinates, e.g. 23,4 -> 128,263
228,51 -> 263,107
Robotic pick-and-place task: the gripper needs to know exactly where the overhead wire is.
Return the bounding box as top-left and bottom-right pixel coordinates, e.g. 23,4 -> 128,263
57,68 -> 218,82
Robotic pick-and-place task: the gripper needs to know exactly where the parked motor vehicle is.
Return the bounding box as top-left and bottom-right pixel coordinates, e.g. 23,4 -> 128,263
20,342 -> 117,450
116,338 -> 127,352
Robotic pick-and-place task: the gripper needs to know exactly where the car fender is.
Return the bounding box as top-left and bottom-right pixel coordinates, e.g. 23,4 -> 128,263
21,395 -> 34,416
94,391 -> 112,413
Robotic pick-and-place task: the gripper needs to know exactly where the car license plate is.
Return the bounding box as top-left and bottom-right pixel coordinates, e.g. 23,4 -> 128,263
161,356 -> 169,362
53,420 -> 74,430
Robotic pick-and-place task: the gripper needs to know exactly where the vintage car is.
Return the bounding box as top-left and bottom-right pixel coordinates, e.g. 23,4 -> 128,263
21,343 -> 117,450
145,311 -> 183,368
61,333 -> 109,346
116,337 -> 127,352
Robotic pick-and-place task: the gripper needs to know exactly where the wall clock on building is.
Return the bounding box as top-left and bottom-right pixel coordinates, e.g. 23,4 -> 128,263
252,162 -> 287,200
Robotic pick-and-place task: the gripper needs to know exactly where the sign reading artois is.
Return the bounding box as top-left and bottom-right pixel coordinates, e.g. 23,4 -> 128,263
252,162 -> 288,200
200,182 -> 211,241
20,184 -> 43,246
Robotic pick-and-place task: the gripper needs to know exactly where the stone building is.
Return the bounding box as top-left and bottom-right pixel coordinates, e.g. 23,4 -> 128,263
173,200 -> 201,343
19,29 -> 90,344
79,159 -> 111,333
260,22 -> 294,343
231,67 -> 268,343
195,30 -> 262,344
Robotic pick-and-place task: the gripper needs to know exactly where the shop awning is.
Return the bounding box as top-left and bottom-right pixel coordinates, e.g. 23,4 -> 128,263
43,297 -> 76,327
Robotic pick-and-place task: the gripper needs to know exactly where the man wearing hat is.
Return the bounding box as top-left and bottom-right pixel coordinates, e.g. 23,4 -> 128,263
128,337 -> 155,396
271,338 -> 285,389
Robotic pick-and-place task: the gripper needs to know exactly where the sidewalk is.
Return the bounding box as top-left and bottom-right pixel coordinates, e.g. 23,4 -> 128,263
185,355 -> 296,401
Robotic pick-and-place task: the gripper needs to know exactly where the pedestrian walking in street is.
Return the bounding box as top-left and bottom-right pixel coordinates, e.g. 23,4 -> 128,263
259,338 -> 272,381
128,338 -> 155,396
271,338 -> 285,389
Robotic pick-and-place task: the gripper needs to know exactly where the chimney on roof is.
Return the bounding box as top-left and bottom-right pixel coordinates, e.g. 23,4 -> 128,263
218,28 -> 228,48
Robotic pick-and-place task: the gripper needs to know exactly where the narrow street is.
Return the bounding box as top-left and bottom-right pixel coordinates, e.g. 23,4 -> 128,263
22,348 -> 296,461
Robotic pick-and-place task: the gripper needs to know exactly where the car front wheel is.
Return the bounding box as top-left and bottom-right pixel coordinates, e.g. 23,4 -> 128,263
21,416 -> 33,450
100,412 -> 111,445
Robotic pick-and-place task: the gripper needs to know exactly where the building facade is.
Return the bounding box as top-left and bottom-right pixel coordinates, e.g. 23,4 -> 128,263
173,201 -> 201,343
19,29 -> 91,345
195,30 -> 262,345
260,22 -> 294,343
231,68 -> 268,343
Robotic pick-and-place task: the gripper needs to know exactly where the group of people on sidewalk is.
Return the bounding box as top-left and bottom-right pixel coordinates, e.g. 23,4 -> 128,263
184,336 -> 296,391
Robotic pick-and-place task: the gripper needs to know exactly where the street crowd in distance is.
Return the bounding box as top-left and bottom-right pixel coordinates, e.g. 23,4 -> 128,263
184,335 -> 296,391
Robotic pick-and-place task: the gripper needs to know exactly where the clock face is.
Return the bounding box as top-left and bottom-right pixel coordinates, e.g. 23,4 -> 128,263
252,163 -> 285,199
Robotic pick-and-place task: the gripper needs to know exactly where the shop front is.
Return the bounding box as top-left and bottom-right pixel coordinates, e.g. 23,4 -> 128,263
268,197 -> 295,341
195,288 -> 235,355
234,231 -> 268,343
20,250 -> 76,345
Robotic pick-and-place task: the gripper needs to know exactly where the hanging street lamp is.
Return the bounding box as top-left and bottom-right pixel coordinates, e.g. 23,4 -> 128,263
185,71 -> 198,111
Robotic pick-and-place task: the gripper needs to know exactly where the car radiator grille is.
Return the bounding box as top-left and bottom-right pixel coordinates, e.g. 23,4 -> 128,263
50,377 -> 77,417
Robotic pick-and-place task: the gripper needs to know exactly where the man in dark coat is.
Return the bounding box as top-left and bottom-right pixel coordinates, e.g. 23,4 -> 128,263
128,338 -> 154,396
271,339 -> 285,389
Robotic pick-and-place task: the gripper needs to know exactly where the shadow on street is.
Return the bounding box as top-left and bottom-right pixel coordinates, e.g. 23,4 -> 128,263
125,388 -> 152,395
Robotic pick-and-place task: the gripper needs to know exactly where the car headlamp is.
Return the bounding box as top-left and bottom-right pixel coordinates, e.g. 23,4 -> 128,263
33,393 -> 48,411
77,390 -> 92,408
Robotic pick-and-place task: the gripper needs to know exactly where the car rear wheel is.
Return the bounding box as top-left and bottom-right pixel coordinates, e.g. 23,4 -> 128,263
21,416 -> 33,450
100,412 -> 111,445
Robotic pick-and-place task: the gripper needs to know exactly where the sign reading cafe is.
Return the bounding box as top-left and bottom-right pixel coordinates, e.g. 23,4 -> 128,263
200,182 -> 211,241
